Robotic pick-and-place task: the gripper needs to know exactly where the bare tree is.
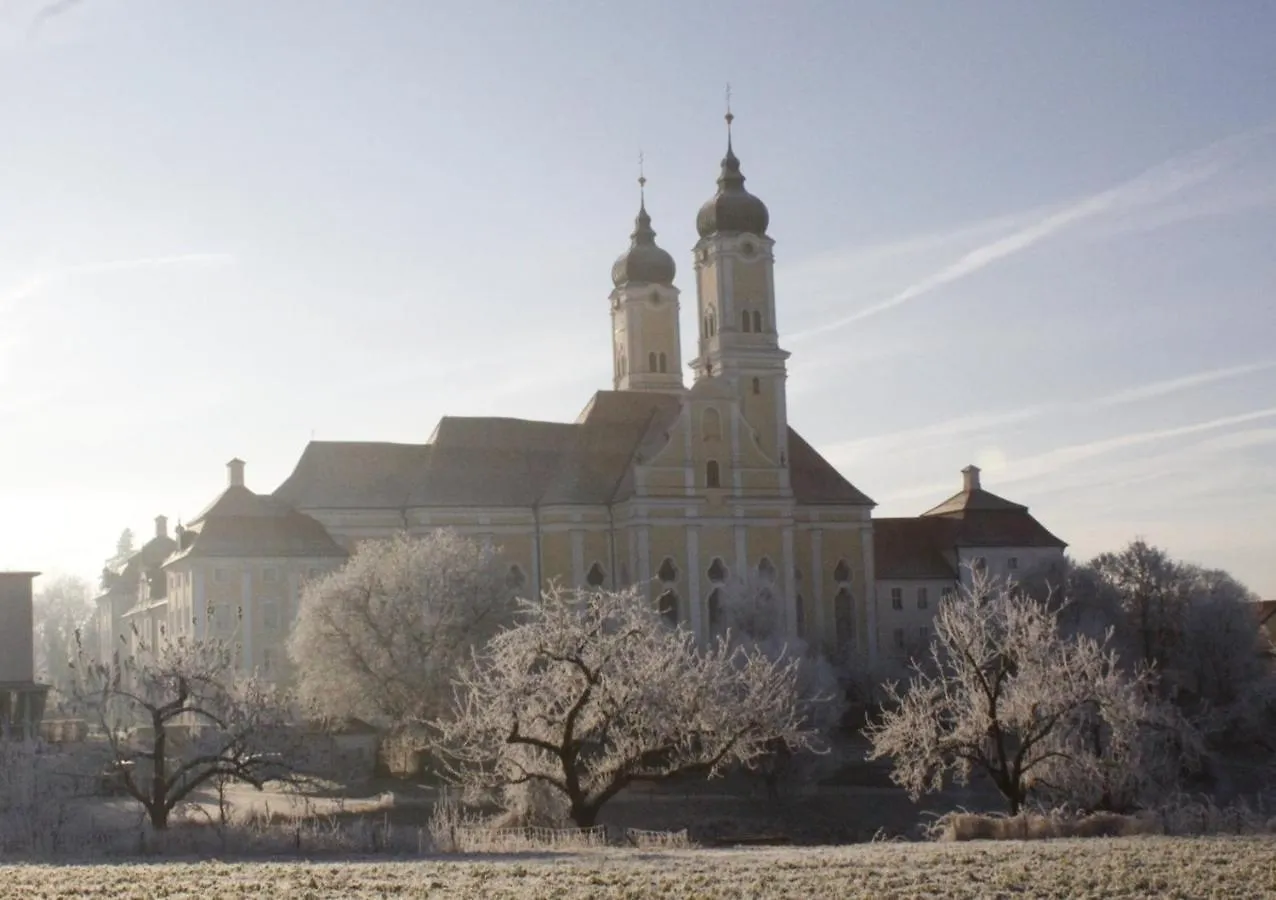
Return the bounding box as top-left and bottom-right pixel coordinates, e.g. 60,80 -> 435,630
866,577 -> 1182,815
434,586 -> 815,828
288,530 -> 514,730
32,575 -> 95,697
71,631 -> 296,830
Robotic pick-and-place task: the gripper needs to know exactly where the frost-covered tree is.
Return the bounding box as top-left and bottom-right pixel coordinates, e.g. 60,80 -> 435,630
288,530 -> 514,729
32,575 -> 95,696
867,578 -> 1187,814
71,631 -> 297,829
434,586 -> 815,827
1042,542 -> 1270,748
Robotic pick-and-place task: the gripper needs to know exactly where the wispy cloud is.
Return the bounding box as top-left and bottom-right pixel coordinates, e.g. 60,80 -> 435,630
788,123 -> 1276,342
1093,360 -> 1276,407
825,358 -> 1276,469
884,406 -> 1276,503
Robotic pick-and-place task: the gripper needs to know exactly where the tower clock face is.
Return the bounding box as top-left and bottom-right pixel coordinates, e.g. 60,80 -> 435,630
740,241 -> 756,258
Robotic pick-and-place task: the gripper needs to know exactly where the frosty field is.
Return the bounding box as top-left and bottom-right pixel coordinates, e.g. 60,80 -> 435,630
5,836 -> 1276,899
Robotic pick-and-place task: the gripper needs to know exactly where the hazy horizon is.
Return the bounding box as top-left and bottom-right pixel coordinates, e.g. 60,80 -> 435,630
2,1 -> 1274,596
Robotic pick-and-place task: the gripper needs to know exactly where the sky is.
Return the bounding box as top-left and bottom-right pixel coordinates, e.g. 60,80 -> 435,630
1,1 -> 1274,597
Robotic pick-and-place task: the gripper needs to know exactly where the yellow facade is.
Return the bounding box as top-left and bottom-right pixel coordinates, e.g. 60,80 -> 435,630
268,132 -> 881,663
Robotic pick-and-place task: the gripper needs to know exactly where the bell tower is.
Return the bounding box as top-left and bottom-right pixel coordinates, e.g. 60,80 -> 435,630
688,102 -> 791,461
610,162 -> 684,393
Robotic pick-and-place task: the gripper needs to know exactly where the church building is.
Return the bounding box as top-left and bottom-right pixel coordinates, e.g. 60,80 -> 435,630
124,115 -> 1066,677
273,117 -> 878,657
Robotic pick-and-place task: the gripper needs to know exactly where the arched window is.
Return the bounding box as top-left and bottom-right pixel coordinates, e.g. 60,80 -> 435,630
619,352 -> 627,376
708,588 -> 723,635
586,562 -> 607,588
702,407 -> 722,442
505,565 -> 526,591
709,309 -> 717,336
658,352 -> 667,373
834,586 -> 855,646
757,557 -> 776,584
752,377 -> 761,395
702,316 -> 709,339
834,559 -> 851,584
741,309 -> 751,332
707,557 -> 728,584
752,309 -> 763,333
706,460 -> 721,489
657,590 -> 679,626
658,557 -> 679,584
648,351 -> 658,373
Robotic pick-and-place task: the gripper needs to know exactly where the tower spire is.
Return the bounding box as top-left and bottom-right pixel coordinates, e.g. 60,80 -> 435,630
725,83 -> 734,149
638,149 -> 647,208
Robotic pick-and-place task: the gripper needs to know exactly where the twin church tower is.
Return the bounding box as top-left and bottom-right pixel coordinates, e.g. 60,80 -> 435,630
608,114 -> 791,465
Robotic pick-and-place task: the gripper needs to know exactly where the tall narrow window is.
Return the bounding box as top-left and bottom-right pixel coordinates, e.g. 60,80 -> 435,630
891,588 -> 903,610
752,377 -> 761,395
751,310 -> 762,333
794,593 -> 806,638
917,587 -> 929,609
657,590 -> 679,627
586,562 -> 607,588
658,557 -> 679,583
506,565 -> 526,591
648,351 -> 657,373
702,407 -> 722,441
658,352 -> 667,373
705,459 -> 721,488
708,588 -> 723,635
835,586 -> 855,646
708,308 -> 717,336
834,559 -> 851,583
707,557 -> 728,584
741,309 -> 751,332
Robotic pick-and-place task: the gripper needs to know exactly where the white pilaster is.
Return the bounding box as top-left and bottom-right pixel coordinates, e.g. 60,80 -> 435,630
863,523 -> 878,663
811,529 -> 825,643
193,569 -> 206,641
637,526 -> 651,596
241,570 -> 253,673
570,530 -> 585,587
687,527 -> 702,641
782,524 -> 796,638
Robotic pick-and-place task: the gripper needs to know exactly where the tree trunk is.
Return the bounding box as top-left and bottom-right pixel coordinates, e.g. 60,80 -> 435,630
570,802 -> 599,828
150,711 -> 169,830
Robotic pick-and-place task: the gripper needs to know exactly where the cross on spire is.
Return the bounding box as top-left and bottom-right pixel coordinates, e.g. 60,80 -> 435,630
638,149 -> 646,205
725,83 -> 735,149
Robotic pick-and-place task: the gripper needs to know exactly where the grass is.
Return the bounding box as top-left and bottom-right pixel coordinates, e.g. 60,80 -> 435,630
3,837 -> 1276,898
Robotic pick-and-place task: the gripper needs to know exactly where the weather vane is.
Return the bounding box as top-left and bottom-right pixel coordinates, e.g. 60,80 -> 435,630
725,82 -> 734,138
638,149 -> 646,203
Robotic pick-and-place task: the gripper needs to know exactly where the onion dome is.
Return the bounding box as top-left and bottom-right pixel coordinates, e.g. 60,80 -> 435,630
696,108 -> 769,239
611,194 -> 676,288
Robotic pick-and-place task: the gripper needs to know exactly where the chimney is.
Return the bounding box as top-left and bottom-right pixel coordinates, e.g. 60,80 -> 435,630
962,464 -> 981,492
227,458 -> 246,488
155,514 -> 169,539
0,572 -> 39,684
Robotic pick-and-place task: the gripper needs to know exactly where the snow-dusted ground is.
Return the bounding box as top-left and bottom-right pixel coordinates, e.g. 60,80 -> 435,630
3,837 -> 1275,898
